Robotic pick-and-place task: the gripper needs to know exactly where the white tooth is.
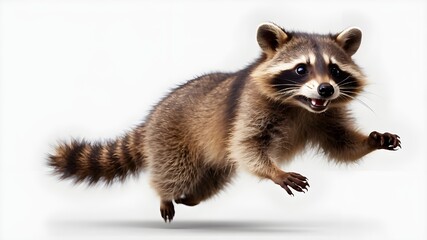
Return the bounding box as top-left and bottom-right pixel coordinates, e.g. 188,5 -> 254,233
311,99 -> 316,106
323,100 -> 328,106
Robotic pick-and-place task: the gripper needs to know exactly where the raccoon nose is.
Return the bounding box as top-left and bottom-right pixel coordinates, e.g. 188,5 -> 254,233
317,83 -> 335,98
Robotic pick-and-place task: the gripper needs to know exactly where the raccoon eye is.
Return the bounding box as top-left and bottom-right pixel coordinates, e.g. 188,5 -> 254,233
330,65 -> 341,78
329,64 -> 349,81
295,64 -> 308,75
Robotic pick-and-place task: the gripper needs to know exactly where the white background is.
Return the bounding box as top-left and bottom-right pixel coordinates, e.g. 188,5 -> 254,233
1,0 -> 426,239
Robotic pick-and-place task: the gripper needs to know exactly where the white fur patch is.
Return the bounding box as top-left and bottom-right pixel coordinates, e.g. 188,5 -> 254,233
322,53 -> 330,65
308,52 -> 316,64
267,56 -> 307,74
298,79 -> 340,100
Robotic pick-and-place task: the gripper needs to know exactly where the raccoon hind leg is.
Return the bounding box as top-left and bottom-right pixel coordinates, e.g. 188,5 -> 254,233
175,164 -> 236,207
150,153 -> 201,222
174,194 -> 201,206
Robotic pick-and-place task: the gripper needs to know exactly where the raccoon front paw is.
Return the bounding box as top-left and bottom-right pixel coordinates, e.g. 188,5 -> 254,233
273,172 -> 310,196
160,200 -> 175,223
368,131 -> 401,150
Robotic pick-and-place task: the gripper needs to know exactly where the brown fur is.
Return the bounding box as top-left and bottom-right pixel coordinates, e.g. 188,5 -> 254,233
48,23 -> 400,222
48,126 -> 147,185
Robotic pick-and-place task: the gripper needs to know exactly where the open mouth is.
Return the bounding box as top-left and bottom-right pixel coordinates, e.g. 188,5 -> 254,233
295,96 -> 330,112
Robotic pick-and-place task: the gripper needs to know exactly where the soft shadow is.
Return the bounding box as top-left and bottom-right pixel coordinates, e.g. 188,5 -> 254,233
50,218 -> 377,234
99,220 -> 311,233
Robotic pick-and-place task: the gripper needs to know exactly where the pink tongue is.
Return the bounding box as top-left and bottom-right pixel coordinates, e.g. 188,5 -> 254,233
311,98 -> 326,106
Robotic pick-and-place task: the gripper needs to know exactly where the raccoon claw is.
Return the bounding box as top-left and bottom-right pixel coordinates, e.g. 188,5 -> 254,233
368,131 -> 401,150
160,200 -> 175,223
273,172 -> 310,196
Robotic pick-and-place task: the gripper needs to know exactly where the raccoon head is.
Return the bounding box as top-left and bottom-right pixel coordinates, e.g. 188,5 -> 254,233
251,22 -> 366,113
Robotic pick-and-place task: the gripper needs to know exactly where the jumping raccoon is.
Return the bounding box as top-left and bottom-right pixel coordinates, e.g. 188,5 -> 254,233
48,22 -> 401,222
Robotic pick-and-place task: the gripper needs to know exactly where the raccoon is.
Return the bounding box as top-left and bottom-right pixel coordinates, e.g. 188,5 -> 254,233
48,22 -> 401,222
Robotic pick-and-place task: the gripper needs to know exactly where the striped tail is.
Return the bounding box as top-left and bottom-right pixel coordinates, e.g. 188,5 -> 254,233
48,127 -> 146,185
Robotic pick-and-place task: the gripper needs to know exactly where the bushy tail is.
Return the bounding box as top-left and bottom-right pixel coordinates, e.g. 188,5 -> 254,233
48,127 -> 146,185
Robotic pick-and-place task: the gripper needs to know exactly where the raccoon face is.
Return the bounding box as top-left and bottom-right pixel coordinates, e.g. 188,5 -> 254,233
252,23 -> 367,113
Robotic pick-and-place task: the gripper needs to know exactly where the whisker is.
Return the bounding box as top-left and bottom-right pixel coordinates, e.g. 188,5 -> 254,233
276,87 -> 300,93
278,89 -> 299,100
341,75 -> 352,81
340,92 -> 374,113
271,83 -> 302,87
278,90 -> 299,97
278,79 -> 301,85
281,90 -> 300,102
337,78 -> 355,87
339,87 -> 363,91
358,90 -> 380,98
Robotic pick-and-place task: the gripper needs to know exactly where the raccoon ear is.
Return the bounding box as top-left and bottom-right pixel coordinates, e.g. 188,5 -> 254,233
257,23 -> 289,57
335,27 -> 362,56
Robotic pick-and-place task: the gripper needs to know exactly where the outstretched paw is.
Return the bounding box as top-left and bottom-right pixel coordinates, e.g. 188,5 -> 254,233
273,172 -> 310,196
368,131 -> 401,150
160,200 -> 175,223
